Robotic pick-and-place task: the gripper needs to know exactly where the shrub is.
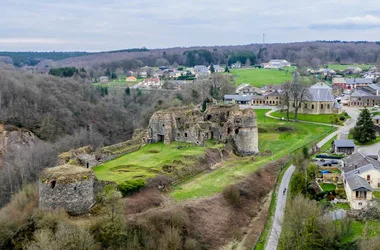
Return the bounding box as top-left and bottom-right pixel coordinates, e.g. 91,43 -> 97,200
118,179 -> 146,196
222,184 -> 241,207
340,116 -> 346,121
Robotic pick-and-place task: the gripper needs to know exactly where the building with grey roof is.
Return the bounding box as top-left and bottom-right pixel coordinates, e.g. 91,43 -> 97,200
349,86 -> 380,107
288,84 -> 341,114
224,95 -> 254,105
344,175 -> 373,210
332,139 -> 355,155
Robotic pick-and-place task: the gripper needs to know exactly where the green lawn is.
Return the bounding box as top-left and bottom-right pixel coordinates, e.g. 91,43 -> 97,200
373,191 -> 380,199
340,220 -> 380,244
93,78 -> 142,88
93,142 -> 222,184
333,203 -> 350,210
319,135 -> 336,154
327,64 -> 373,71
229,67 -> 294,87
271,111 -> 349,125
320,183 -> 336,192
170,109 -> 334,200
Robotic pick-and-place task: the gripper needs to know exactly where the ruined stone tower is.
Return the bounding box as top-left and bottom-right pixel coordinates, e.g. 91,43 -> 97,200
39,165 -> 98,215
148,105 -> 258,156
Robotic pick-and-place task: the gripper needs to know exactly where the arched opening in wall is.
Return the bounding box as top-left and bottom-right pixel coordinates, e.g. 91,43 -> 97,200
228,127 -> 232,134
162,124 -> 165,127
50,180 -> 56,189
219,135 -> 222,140
86,162 -> 89,169
206,115 -> 212,120
185,133 -> 188,138
235,128 -> 239,135
210,131 -> 214,139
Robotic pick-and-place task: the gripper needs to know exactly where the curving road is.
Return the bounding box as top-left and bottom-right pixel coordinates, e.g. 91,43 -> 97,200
264,107 -> 359,250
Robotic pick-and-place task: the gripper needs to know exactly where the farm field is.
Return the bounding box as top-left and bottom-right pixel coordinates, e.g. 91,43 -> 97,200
271,111 -> 350,125
327,64 -> 373,71
93,142 -> 223,184
229,67 -> 294,87
170,109 -> 334,200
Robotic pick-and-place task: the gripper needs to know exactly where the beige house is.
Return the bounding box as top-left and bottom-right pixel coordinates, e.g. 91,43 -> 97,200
264,91 -> 282,106
342,152 -> 380,209
373,116 -> 380,126
344,175 -> 373,210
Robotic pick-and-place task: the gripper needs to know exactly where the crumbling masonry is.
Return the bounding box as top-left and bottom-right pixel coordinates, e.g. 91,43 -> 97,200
148,105 -> 258,156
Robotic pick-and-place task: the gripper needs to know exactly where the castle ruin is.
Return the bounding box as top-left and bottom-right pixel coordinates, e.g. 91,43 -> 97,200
39,165 -> 98,215
148,105 -> 258,156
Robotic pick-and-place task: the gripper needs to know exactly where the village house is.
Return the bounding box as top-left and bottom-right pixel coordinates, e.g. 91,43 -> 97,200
194,65 -> 210,77
344,175 -> 373,210
224,95 -> 253,105
263,91 -> 282,106
141,77 -> 161,88
139,71 -> 148,78
342,152 -> 380,209
345,66 -> 362,74
332,139 -> 355,155
235,84 -> 263,95
210,65 -> 224,73
231,61 -> 242,68
126,76 -> 137,82
373,115 -> 380,126
262,59 -> 291,69
349,84 -> 380,107
99,76 -> 109,83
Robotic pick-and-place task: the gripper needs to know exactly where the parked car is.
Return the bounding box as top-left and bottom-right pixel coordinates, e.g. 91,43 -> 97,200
323,161 -> 333,166
330,160 -> 339,164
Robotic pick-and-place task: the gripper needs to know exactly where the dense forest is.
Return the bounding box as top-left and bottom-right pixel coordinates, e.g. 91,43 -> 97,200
42,41 -> 380,72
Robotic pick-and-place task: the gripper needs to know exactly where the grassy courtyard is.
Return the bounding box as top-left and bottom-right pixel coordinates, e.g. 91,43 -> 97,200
93,142 -> 223,184
320,183 -> 336,192
271,111 -> 349,125
170,109 -> 334,200
229,67 -> 294,87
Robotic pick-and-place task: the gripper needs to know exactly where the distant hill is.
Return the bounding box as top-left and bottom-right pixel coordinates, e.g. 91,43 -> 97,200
0,51 -> 91,67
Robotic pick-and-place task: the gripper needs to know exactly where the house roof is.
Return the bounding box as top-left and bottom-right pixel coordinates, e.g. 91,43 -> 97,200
213,65 -> 223,71
333,77 -> 346,84
265,91 -> 281,97
351,89 -> 371,97
344,163 -> 380,178
333,101 -> 341,109
224,95 -> 253,102
346,175 -> 372,191
343,152 -> 380,172
373,116 -> 380,120
310,82 -> 332,89
345,78 -> 373,85
368,84 -> 380,91
334,139 -> 355,148
307,88 -> 334,102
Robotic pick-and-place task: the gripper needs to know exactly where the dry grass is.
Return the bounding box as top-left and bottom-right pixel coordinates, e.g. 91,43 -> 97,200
40,165 -> 94,184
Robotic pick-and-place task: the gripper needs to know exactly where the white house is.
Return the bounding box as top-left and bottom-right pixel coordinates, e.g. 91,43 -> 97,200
344,175 -> 373,210
262,59 -> 291,69
99,76 -> 109,83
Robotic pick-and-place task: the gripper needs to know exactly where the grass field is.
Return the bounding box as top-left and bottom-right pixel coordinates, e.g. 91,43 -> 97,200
170,109 -> 334,200
340,220 -> 380,244
93,142 -> 222,184
319,135 -> 337,153
320,183 -> 336,192
271,111 -> 349,125
327,64 -> 373,71
229,67 -> 294,87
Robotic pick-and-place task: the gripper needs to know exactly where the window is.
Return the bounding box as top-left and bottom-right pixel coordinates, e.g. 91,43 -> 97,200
304,103 -> 307,109
312,104 -> 314,110
359,202 -> 363,206
184,133 -> 188,138
321,104 -> 324,109
367,175 -> 371,181
327,104 -> 330,109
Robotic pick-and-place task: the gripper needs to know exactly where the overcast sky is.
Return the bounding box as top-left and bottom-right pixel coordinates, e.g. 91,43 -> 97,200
2,0 -> 380,51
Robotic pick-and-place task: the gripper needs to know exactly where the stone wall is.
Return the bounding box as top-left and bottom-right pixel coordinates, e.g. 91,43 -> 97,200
39,165 -> 98,215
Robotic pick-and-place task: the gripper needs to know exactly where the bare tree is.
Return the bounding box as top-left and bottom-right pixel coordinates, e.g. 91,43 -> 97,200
280,81 -> 292,121
290,76 -> 311,121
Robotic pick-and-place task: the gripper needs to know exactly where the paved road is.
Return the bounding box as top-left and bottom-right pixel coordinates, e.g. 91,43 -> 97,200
264,107 -> 360,250
265,165 -> 295,250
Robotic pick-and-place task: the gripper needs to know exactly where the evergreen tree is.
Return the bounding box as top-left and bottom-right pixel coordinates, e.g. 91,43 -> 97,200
105,68 -> 111,77
225,66 -> 230,73
352,108 -> 376,143
125,87 -> 130,96
210,64 -> 215,73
